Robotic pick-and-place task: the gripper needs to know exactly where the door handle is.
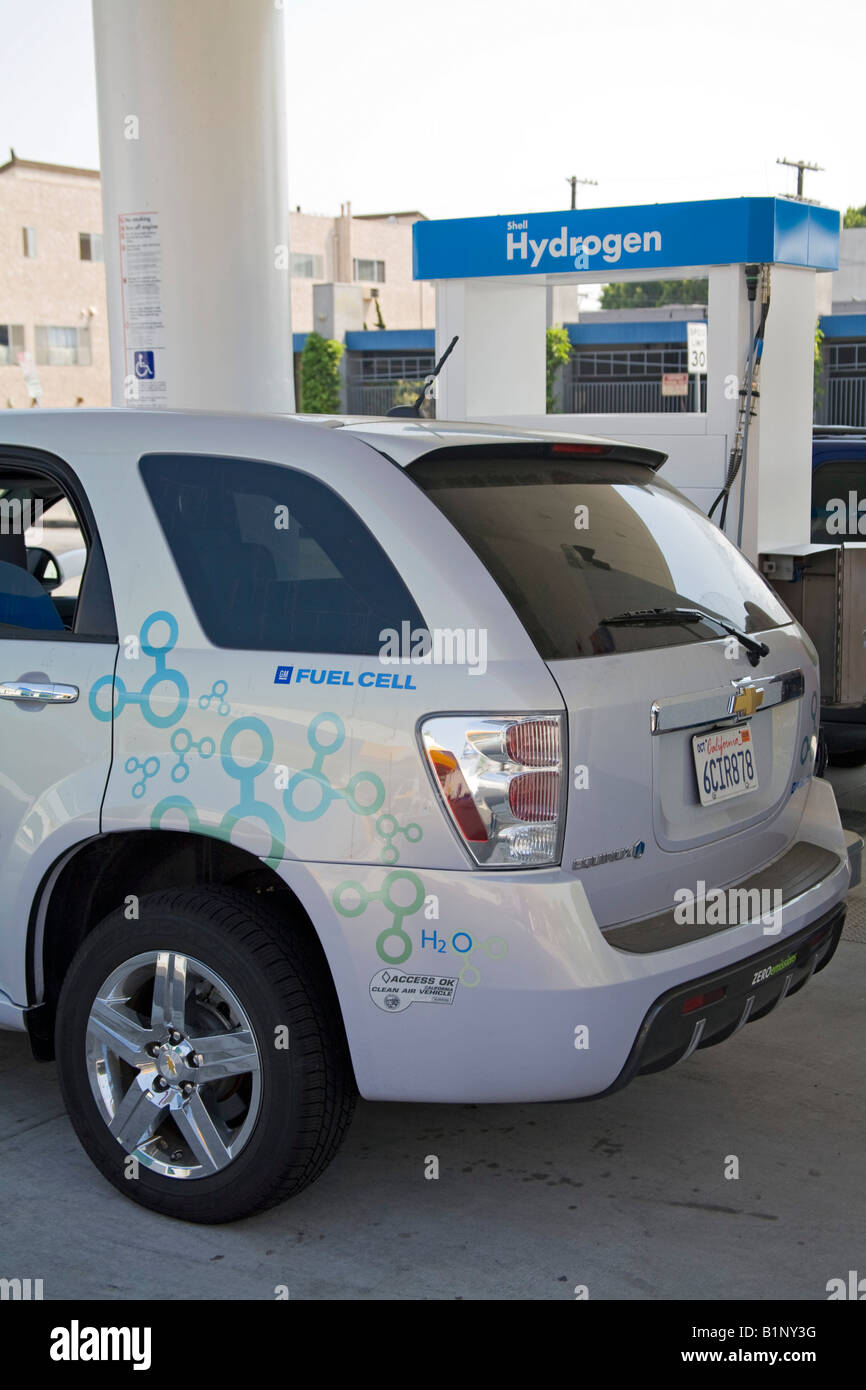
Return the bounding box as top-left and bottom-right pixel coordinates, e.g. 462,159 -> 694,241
0,681 -> 79,704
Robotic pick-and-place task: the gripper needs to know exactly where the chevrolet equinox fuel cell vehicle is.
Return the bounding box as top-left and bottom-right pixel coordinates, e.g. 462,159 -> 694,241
0,410 -> 850,1223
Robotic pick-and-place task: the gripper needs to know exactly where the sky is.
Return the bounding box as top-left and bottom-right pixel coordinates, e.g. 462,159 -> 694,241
0,0 -> 863,222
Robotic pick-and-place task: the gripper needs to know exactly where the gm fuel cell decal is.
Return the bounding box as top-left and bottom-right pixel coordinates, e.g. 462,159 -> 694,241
370,970 -> 458,1012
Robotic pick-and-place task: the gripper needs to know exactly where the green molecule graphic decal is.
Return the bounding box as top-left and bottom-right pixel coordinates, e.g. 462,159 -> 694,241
333,870 -> 425,966
333,870 -> 509,984
376,813 -> 422,865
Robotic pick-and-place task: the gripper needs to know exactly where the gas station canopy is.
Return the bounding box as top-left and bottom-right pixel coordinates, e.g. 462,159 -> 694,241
413,197 -> 840,281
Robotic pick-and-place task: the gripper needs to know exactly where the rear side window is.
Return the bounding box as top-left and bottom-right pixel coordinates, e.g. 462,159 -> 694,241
409,450 -> 790,661
140,453 -> 424,652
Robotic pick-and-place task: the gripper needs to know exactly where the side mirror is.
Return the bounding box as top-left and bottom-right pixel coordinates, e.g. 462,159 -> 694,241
26,546 -> 61,591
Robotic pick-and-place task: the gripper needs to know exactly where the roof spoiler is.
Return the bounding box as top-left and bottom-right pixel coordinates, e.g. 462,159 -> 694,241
412,440 -> 668,471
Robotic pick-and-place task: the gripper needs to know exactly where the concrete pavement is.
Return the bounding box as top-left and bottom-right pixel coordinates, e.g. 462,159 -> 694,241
1,921 -> 863,1300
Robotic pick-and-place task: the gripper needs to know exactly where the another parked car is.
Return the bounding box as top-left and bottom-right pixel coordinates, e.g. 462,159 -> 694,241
786,429 -> 866,766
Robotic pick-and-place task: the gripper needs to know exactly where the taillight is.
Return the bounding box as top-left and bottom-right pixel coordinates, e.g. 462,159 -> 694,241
428,749 -> 489,842
508,770 -> 560,821
420,715 -> 565,867
681,987 -> 726,1015
505,717 -> 559,767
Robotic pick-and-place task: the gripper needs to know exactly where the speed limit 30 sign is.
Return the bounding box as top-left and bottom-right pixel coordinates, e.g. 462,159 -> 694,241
687,321 -> 707,374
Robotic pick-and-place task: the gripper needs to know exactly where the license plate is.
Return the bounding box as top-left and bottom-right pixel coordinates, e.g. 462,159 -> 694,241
692,726 -> 758,806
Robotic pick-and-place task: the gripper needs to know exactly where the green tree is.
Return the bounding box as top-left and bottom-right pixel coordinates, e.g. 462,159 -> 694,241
599,279 -> 709,309
299,332 -> 344,413
843,204 -> 866,228
546,324 -> 571,412
814,319 -> 825,414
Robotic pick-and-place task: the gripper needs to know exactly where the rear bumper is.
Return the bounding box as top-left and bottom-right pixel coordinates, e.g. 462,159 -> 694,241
278,777 -> 851,1103
599,903 -> 845,1095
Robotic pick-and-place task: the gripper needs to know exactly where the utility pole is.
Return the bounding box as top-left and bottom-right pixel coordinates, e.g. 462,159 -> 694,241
776,156 -> 824,200
566,175 -> 598,210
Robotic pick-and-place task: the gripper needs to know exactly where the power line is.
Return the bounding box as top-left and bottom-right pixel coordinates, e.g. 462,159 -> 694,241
776,156 -> 824,200
566,175 -> 598,210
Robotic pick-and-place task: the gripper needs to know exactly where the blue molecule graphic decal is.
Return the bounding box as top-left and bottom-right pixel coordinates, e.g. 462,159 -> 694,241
90,611 -> 189,729
284,712 -> 385,824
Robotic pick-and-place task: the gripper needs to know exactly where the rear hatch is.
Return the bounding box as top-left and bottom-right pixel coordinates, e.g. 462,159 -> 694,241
408,443 -> 816,928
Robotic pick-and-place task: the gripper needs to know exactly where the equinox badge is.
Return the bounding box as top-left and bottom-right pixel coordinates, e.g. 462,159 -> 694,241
573,840 -> 645,871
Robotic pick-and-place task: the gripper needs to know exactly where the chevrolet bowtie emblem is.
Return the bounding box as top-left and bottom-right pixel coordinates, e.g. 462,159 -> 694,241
732,686 -> 764,718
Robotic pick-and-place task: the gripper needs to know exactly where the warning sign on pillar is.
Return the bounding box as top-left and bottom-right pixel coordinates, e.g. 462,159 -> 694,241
119,212 -> 168,408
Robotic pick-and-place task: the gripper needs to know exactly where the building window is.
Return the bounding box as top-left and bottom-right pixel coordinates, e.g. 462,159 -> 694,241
22,227 -> 37,258
290,252 -> 323,279
79,232 -> 104,262
34,325 -> 92,367
353,258 -> 385,283
354,353 -> 434,381
826,342 -> 866,374
0,325 -> 25,366
572,346 -> 688,380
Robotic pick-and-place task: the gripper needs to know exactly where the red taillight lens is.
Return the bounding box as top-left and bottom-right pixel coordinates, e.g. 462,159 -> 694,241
681,986 -> 726,1015
508,770 -> 560,822
428,749 -> 489,842
421,714 -> 564,866
505,717 -> 560,767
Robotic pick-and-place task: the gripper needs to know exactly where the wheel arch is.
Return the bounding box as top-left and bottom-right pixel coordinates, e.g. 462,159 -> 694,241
25,829 -> 346,1063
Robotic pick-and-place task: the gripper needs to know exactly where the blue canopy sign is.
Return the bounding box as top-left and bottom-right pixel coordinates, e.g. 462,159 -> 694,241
413,197 -> 840,281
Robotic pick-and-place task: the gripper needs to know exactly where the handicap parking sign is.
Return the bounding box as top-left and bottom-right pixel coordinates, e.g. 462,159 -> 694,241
134,350 -> 155,380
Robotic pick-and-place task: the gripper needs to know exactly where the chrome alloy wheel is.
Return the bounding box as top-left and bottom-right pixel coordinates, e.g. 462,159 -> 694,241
85,950 -> 262,1179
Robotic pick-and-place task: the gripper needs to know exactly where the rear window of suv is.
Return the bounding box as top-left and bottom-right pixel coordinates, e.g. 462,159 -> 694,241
140,452 -> 424,653
408,449 -> 790,661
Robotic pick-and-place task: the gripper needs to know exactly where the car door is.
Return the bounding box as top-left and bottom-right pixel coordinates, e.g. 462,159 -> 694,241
0,449 -> 117,1009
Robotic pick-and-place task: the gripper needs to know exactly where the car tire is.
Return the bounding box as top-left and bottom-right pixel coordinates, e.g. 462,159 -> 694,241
829,748 -> 866,768
56,887 -> 356,1223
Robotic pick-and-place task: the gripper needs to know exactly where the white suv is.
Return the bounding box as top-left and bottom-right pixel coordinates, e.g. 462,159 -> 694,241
0,409 -> 850,1222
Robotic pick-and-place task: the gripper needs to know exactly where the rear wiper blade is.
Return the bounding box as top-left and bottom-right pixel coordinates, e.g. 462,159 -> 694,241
600,607 -> 770,666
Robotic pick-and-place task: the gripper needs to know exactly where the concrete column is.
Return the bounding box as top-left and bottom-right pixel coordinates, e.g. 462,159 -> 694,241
749,265 -> 816,556
706,264 -> 747,446
92,0 -> 293,411
709,262 -> 816,558
435,278 -> 547,419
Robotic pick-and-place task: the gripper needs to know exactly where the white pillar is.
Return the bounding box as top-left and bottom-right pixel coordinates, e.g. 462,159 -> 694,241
709,263 -> 816,559
92,0 -> 293,411
749,265 -> 816,556
435,279 -> 547,419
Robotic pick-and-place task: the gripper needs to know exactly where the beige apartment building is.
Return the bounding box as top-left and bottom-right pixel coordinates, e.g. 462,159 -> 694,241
0,154 -> 434,409
289,204 -> 434,336
0,155 -> 110,408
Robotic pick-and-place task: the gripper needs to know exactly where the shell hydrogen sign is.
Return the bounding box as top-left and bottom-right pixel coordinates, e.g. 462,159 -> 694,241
412,197 -> 840,281
505,219 -> 662,269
